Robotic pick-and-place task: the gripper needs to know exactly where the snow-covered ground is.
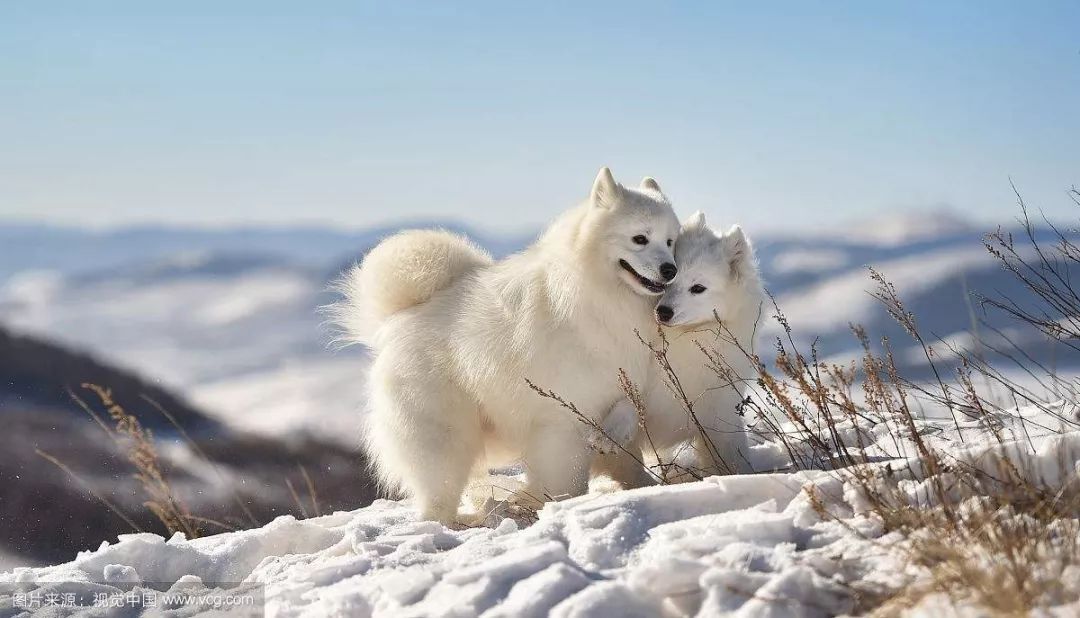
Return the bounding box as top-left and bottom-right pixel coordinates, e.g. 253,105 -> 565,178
5,402 -> 1078,617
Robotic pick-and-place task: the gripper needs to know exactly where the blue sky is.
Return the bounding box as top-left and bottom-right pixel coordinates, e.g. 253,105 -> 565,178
1,1 -> 1078,234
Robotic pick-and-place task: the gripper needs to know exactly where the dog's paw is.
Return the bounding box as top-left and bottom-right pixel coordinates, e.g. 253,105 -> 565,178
588,475 -> 624,495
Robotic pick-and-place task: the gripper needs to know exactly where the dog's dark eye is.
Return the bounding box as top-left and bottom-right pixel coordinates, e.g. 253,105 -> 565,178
666,239 -> 673,247
690,284 -> 707,294
632,235 -> 648,245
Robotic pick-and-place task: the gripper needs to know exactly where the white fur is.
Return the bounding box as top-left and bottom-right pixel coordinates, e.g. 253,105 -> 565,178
595,212 -> 765,484
331,168 -> 681,523
328,229 -> 493,346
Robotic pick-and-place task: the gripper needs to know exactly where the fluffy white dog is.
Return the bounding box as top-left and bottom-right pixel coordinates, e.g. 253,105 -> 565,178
594,211 -> 765,486
331,168 -> 681,523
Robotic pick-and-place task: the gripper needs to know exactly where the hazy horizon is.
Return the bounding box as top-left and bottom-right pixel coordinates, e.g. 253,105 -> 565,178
3,2 -> 1078,234
0,204 -> 1013,244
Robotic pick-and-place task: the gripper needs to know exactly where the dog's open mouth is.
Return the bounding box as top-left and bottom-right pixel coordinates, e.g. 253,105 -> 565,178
619,259 -> 666,293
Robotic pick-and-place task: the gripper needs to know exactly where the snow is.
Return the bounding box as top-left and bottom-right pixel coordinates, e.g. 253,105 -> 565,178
834,209 -> 975,247
1,478 -> 846,617
766,245 -> 992,336
189,356 -> 369,445
0,551 -> 35,572
6,403 -> 1078,617
0,263 -> 371,448
0,268 -> 319,387
770,249 -> 848,276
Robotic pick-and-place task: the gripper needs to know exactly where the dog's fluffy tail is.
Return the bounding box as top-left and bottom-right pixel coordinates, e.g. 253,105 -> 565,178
328,229 -> 493,346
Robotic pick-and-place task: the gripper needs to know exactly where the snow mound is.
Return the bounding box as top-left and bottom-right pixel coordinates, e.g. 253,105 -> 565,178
4,406 -> 1079,617
2,472 -> 857,617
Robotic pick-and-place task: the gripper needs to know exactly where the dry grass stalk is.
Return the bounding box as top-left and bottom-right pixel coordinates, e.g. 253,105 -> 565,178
637,327 -> 739,476
56,381 -> 335,542
79,383 -> 203,538
298,464 -> 321,518
140,394 -> 260,527
524,378 -> 666,485
741,243 -> 1080,614
35,448 -> 145,533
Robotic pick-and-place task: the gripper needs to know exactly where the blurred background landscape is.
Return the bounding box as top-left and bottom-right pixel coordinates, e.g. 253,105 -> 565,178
2,1 -> 1078,569
4,210 -> 1080,569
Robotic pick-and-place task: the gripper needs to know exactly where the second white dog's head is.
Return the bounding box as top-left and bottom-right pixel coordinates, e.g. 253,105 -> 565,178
584,167 -> 681,297
655,212 -> 762,327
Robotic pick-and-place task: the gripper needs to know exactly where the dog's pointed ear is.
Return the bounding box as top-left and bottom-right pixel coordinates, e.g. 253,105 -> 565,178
590,167 -> 620,208
682,211 -> 707,232
640,177 -> 662,193
724,224 -> 755,281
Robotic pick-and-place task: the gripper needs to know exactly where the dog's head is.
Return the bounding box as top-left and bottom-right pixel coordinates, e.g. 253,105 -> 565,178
654,212 -> 761,327
585,167 -> 681,297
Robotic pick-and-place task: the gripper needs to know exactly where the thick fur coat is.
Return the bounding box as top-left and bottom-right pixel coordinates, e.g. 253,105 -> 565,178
331,168 -> 681,523
594,212 -> 765,486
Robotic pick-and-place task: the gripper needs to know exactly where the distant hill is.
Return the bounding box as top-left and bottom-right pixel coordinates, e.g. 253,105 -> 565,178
0,325 -> 219,434
0,221 -> 534,282
0,327 -> 376,566
753,219 -> 1080,376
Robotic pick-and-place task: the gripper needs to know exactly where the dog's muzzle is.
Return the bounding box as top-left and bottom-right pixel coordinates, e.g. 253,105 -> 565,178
619,259 -> 665,293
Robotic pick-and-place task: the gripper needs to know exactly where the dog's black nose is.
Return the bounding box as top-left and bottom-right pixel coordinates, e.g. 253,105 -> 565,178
659,262 -> 678,282
656,305 -> 674,323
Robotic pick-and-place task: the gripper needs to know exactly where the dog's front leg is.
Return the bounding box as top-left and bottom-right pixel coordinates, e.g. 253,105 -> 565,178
588,398 -> 658,490
522,420 -> 591,504
689,390 -> 752,476
587,398 -> 640,455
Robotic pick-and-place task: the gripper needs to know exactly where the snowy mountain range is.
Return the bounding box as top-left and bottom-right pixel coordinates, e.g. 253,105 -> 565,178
1,211 -> 1074,449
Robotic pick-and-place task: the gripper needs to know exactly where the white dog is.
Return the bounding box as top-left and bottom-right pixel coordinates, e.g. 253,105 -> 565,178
331,168 -> 681,523
594,211 -> 764,486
